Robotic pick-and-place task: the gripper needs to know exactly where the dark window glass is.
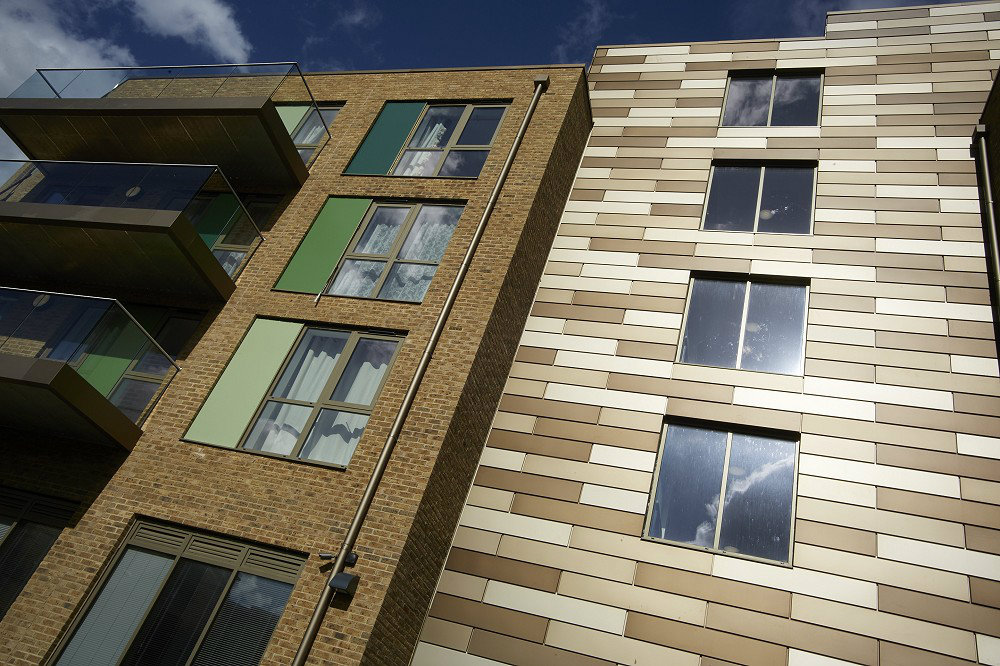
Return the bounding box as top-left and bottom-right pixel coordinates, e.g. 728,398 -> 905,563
0,521 -> 61,619
717,433 -> 796,561
192,573 -> 293,666
457,107 -> 504,145
647,425 -> 727,547
120,559 -> 230,666
703,166 -> 760,231
771,74 -> 822,126
438,150 -> 489,178
134,316 -> 201,375
108,378 -> 159,422
722,76 -> 771,126
757,166 -> 814,234
741,283 -> 807,374
680,279 -> 746,368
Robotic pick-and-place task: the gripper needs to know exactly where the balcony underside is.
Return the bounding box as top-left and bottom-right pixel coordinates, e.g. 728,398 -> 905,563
0,201 -> 235,304
0,355 -> 140,449
0,97 -> 307,192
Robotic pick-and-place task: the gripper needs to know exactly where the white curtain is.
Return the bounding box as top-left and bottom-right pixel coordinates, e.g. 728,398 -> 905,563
300,411 -> 368,466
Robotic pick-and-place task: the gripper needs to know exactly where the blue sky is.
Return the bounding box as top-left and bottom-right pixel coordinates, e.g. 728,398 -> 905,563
0,0 -> 966,156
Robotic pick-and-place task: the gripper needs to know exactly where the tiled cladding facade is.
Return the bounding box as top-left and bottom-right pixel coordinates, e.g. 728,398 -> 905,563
418,3 -> 1000,666
0,66 -> 591,665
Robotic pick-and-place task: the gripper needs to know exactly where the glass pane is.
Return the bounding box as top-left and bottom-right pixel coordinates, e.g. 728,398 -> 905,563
409,106 -> 463,148
0,517 -> 12,543
438,150 -> 489,178
243,402 -> 311,456
300,410 -> 369,466
680,279 -> 746,369
192,573 -> 293,666
399,205 -> 462,262
355,206 -> 410,255
109,378 -> 160,423
56,547 -> 173,666
393,150 -> 441,176
212,249 -> 247,277
771,74 -> 822,126
274,329 -> 349,402
293,109 -> 326,147
718,434 -> 796,562
457,107 -> 504,145
647,425 -> 728,547
722,76 -> 772,126
757,166 -> 814,235
378,263 -> 436,302
703,166 -> 760,232
328,259 -> 386,298
741,283 -> 807,374
0,521 -> 61,620
134,316 -> 201,375
121,558 -> 230,666
330,338 -> 398,406
319,107 -> 340,127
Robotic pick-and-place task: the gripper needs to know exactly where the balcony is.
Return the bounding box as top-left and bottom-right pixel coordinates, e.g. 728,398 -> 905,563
0,63 -> 330,192
0,160 -> 263,303
0,288 -> 180,449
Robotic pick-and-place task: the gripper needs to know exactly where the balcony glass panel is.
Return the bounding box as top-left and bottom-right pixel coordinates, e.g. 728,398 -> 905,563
0,160 -> 263,278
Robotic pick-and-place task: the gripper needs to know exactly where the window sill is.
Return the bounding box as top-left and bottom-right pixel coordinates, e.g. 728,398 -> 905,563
641,533 -> 793,568
182,437 -> 352,472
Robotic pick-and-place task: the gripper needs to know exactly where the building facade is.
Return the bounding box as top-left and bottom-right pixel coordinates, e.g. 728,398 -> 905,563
417,2 -> 1000,666
0,65 -> 591,664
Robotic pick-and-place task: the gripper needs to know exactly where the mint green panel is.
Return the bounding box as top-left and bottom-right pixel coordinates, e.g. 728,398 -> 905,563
274,197 -> 372,293
76,311 -> 152,397
277,105 -> 310,134
344,102 -> 424,175
184,319 -> 303,449
193,194 -> 239,249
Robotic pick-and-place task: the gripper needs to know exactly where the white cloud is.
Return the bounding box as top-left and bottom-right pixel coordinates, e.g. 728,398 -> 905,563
129,0 -> 251,62
335,1 -> 382,28
0,0 -> 136,158
554,0 -> 613,63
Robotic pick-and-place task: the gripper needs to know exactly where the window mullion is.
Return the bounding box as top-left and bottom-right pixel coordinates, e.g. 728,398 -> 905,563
182,566 -> 240,666
712,431 -> 735,550
752,165 -> 766,233
766,75 -> 777,127
734,280 -> 752,369
371,204 -> 420,298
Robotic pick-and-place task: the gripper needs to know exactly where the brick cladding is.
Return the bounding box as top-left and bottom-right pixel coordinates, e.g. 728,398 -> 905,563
0,65 -> 591,665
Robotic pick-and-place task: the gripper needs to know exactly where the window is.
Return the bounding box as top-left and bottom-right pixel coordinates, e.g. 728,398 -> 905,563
54,521 -> 303,666
241,327 -> 400,466
0,487 -> 76,621
680,277 -> 807,375
722,72 -> 821,127
646,423 -> 797,563
392,105 -> 504,178
278,104 -> 340,162
326,203 -> 463,302
703,163 -> 815,234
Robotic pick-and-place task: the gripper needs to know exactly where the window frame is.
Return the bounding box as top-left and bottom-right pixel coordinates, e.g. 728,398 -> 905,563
700,161 -> 818,235
720,70 -> 824,128
237,325 -> 402,468
322,200 -> 464,303
50,519 -> 304,666
389,103 -> 508,179
676,274 -> 810,375
286,103 -> 342,163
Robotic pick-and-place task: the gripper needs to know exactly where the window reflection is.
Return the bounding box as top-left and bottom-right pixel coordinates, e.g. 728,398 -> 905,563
722,76 -> 771,126
722,72 -> 821,127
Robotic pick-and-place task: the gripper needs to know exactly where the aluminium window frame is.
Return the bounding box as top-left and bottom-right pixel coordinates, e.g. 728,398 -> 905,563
237,325 -> 403,469
700,160 -> 818,235
389,103 -> 508,179
48,519 -> 304,666
321,200 -> 465,303
642,419 -> 800,567
719,70 -> 825,128
289,103 -> 343,162
675,274 -> 810,376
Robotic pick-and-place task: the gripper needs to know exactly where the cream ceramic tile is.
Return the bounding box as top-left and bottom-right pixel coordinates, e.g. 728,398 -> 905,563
459,506 -> 572,546
483,580 -> 627,634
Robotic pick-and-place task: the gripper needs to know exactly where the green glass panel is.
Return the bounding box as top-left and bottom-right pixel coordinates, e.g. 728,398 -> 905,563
192,194 -> 240,249
75,309 -> 156,397
274,197 -> 372,294
344,102 -> 425,175
276,105 -> 310,135
184,319 -> 303,449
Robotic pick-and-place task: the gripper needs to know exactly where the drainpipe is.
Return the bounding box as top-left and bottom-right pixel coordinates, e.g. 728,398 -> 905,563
291,75 -> 550,666
972,126 -> 1000,357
